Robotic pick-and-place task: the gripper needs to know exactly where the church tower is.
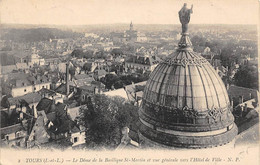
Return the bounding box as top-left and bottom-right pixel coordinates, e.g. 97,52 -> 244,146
138,4 -> 238,149
130,21 -> 133,31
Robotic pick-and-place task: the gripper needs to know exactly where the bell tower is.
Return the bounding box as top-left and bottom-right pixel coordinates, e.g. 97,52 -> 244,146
130,21 -> 133,31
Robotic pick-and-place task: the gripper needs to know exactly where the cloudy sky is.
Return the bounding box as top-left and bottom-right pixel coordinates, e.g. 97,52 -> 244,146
0,0 -> 258,25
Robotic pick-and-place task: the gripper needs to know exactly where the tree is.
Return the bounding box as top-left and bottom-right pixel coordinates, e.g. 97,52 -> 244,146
233,65 -> 258,89
71,49 -> 84,58
84,50 -> 94,59
79,95 -> 137,149
111,48 -> 123,56
220,43 -> 238,68
101,74 -> 120,89
82,63 -> 91,73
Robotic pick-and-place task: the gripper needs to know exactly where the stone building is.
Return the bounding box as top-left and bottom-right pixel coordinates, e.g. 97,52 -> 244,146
138,5 -> 238,149
125,55 -> 161,73
3,73 -> 51,97
111,22 -> 147,44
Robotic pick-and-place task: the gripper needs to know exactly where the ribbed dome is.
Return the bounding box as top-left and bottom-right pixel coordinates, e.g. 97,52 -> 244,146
138,23 -> 237,148
143,48 -> 230,115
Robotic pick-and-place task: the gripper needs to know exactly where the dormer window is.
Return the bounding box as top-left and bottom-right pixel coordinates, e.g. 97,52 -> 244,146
5,135 -> 9,140
16,131 -> 21,138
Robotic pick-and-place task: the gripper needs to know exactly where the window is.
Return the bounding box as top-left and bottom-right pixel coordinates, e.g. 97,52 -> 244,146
33,135 -> 36,140
24,89 -> 27,92
42,86 -> 44,89
22,82 -> 25,86
16,132 -> 21,138
5,135 -> 9,140
74,137 -> 78,143
34,87 -> 36,90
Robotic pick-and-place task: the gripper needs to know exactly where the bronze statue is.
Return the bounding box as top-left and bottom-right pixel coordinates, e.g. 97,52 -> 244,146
179,3 -> 193,33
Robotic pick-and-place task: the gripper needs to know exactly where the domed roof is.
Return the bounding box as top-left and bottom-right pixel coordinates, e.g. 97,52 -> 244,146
143,44 -> 230,114
138,4 -> 237,148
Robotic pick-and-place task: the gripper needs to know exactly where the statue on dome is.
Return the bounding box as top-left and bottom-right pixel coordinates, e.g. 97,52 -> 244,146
179,3 -> 193,33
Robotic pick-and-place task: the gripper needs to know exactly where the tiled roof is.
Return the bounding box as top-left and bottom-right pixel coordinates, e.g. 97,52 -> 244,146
46,112 -> 56,122
71,125 -> 80,133
74,74 -> 92,80
96,69 -> 107,76
38,88 -> 57,97
0,123 -> 25,135
228,85 -> 260,103
126,55 -> 161,66
74,78 -> 95,87
36,98 -> 53,112
55,83 -> 74,95
8,92 -> 42,106
55,103 -> 67,118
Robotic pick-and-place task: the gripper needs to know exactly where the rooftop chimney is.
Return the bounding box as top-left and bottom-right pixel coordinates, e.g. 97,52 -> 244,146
66,62 -> 69,95
33,106 -> 38,118
239,95 -> 244,104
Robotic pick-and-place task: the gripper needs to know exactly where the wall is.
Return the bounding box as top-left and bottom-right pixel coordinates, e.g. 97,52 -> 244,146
11,82 -> 51,97
71,132 -> 85,147
12,86 -> 33,97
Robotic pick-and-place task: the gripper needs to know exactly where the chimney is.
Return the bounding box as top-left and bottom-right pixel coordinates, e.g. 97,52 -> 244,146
239,95 -> 244,104
226,82 -> 230,90
230,99 -> 233,108
33,106 -> 38,118
244,104 -> 248,113
66,62 -> 69,95
19,112 -> 24,121
249,93 -> 252,99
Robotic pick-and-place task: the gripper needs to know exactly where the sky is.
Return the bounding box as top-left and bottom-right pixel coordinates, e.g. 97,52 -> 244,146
0,0 -> 259,25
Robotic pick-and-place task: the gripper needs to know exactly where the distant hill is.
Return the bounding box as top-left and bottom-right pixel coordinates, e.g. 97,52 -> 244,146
1,23 -> 257,34
0,28 -> 82,43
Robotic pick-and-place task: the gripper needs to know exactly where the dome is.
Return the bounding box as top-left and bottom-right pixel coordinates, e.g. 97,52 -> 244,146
138,5 -> 237,148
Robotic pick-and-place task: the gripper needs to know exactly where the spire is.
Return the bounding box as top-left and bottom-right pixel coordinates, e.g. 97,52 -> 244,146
130,21 -> 133,31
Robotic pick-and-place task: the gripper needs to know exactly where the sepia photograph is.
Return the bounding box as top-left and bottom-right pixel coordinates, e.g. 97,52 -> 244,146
0,0 -> 259,164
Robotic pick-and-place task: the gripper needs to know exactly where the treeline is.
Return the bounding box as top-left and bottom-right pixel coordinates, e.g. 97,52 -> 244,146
190,35 -> 258,68
0,28 -> 82,42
